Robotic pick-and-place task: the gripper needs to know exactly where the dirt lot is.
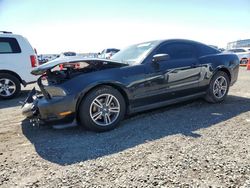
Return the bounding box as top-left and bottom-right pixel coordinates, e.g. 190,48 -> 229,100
0,67 -> 250,187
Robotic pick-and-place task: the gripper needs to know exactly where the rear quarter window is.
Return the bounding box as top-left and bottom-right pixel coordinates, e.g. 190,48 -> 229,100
0,37 -> 21,54
198,44 -> 220,57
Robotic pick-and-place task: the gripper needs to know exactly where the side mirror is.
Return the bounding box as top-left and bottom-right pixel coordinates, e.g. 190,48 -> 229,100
152,54 -> 170,63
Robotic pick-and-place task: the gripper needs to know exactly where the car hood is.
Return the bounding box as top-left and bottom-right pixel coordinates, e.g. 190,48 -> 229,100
31,56 -> 128,75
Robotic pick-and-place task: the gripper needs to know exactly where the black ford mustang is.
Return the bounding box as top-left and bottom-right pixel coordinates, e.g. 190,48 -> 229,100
22,39 -> 239,132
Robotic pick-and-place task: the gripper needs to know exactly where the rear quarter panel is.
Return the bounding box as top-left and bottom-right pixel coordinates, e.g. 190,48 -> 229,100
199,53 -> 240,89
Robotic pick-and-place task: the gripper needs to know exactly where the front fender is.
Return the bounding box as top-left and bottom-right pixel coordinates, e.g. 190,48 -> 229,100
74,80 -> 131,114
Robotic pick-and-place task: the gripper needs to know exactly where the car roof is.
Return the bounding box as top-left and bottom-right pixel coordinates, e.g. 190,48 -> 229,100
0,33 -> 24,39
136,39 -> 210,47
160,39 -> 206,45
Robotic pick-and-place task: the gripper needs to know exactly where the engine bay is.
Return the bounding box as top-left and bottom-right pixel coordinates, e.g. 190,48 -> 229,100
44,61 -> 104,84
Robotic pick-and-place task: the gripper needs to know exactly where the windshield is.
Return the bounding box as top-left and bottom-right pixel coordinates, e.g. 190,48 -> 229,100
111,41 -> 159,65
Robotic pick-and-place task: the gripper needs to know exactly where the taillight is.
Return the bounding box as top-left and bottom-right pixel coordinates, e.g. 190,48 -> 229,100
30,55 -> 37,67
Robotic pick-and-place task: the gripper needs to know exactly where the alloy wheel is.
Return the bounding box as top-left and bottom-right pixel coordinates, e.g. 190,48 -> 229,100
89,94 -> 120,126
213,76 -> 227,99
0,78 -> 16,97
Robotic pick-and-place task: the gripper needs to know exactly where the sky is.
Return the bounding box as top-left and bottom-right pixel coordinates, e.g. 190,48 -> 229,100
0,0 -> 249,54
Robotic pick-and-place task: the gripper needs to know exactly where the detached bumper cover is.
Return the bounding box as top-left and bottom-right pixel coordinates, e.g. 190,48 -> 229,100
22,88 -> 76,123
22,88 -> 38,118
22,100 -> 38,118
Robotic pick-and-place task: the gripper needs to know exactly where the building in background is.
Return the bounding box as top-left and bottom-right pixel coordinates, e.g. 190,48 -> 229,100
227,39 -> 250,49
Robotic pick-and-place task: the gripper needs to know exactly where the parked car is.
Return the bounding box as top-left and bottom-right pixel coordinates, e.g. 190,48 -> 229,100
0,31 -> 38,99
99,48 -> 120,59
59,52 -> 77,58
38,56 -> 48,65
227,48 -> 250,65
22,39 -> 239,132
38,54 -> 60,65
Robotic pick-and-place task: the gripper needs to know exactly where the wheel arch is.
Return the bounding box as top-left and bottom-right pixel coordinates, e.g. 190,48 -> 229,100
75,83 -> 130,118
0,70 -> 24,85
214,67 -> 231,82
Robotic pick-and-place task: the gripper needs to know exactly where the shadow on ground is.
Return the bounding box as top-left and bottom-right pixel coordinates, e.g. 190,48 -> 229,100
21,95 -> 250,165
0,90 -> 31,109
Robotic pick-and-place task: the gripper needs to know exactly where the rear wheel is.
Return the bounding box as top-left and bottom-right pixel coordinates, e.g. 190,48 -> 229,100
205,71 -> 230,103
78,86 -> 126,132
0,73 -> 21,99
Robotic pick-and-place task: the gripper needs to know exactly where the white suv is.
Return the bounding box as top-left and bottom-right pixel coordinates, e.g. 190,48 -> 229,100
0,31 -> 38,99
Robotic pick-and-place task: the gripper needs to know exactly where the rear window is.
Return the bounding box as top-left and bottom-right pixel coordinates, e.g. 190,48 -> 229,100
0,37 -> 21,54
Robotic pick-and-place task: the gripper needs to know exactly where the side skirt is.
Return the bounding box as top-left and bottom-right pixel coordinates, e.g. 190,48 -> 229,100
128,92 -> 206,114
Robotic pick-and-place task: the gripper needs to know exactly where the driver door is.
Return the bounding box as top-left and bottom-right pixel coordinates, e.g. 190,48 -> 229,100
141,42 -> 202,104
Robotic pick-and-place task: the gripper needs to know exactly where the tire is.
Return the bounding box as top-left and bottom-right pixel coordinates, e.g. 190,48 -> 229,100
205,71 -> 230,103
78,86 -> 126,132
0,73 -> 21,99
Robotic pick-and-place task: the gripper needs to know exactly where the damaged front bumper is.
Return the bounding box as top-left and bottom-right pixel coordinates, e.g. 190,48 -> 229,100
22,87 -> 76,126
22,88 -> 39,118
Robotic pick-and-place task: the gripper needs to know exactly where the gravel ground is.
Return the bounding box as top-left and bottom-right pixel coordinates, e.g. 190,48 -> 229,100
0,67 -> 250,187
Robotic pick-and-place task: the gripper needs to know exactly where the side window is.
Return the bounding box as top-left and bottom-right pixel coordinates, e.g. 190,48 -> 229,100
0,42 -> 12,53
156,43 -> 196,59
0,37 -> 21,54
198,44 -> 220,56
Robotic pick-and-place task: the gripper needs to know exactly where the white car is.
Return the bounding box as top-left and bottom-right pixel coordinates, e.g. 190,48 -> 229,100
99,48 -> 120,59
59,52 -> 77,58
0,31 -> 38,99
227,48 -> 250,65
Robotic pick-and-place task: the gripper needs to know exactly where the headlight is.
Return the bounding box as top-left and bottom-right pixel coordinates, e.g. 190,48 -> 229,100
44,86 -> 66,97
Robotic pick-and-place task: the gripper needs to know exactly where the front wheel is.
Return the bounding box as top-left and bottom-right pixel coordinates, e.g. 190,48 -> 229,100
205,71 -> 230,103
78,86 -> 126,132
